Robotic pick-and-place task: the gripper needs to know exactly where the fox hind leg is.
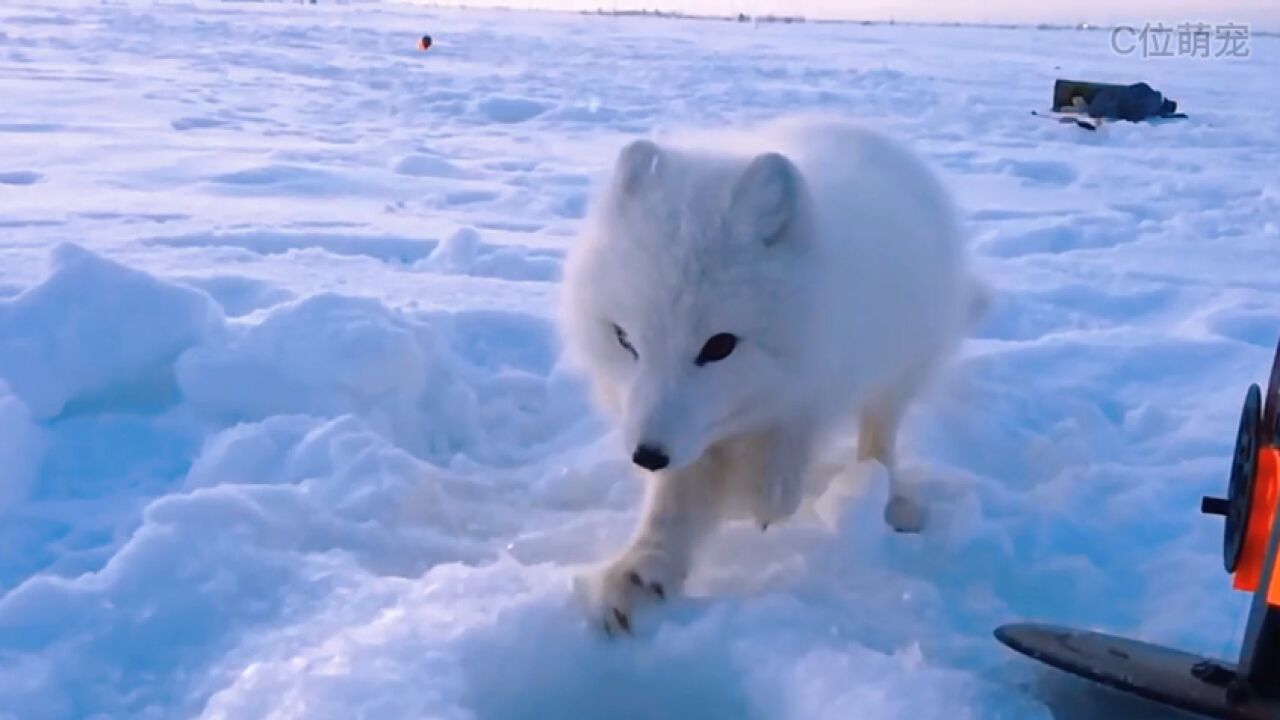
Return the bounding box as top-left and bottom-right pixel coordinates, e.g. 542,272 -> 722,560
858,396 -> 926,533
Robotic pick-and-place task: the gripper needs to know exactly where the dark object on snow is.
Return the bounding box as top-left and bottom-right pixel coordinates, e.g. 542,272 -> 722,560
417,35 -> 433,51
995,624 -> 1280,719
1053,78 -> 1187,122
995,334 -> 1280,719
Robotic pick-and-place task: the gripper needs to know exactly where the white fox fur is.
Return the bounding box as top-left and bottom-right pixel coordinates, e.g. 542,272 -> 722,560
557,116 -> 985,635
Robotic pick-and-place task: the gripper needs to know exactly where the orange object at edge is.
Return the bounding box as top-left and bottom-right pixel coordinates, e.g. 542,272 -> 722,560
1232,447 -> 1280,603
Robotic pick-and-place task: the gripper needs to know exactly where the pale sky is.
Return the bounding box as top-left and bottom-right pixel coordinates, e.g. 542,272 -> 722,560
430,0 -> 1280,30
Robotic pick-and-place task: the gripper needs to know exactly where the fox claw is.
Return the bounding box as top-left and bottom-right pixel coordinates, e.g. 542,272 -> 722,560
612,608 -> 632,635
584,538 -> 683,638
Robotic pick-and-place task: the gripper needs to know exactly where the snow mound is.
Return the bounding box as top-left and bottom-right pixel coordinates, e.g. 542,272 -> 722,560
177,293 -> 430,427
419,228 -> 562,282
476,96 -> 552,124
392,154 -> 473,179
0,413 -> 487,719
0,244 -> 220,419
178,275 -> 296,318
0,384 -> 45,513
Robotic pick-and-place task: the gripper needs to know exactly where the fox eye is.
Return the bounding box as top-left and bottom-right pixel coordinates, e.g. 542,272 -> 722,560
613,323 -> 637,359
696,333 -> 738,366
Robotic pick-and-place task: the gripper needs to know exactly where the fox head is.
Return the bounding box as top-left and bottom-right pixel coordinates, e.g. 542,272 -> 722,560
559,137 -> 818,472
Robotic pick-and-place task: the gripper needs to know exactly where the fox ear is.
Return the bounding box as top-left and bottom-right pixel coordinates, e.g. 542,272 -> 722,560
729,152 -> 797,247
613,139 -> 664,196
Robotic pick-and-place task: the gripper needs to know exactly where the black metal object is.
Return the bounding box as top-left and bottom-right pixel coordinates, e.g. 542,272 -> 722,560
1053,79 -> 1127,112
996,500 -> 1280,718
995,624 -> 1278,719
1235,338 -> 1280,703
996,336 -> 1280,718
1202,384 -> 1261,573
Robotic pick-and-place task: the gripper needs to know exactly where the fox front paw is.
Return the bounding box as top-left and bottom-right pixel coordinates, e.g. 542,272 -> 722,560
580,546 -> 680,637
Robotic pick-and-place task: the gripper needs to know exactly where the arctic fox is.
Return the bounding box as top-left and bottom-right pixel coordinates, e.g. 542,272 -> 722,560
558,117 -> 984,635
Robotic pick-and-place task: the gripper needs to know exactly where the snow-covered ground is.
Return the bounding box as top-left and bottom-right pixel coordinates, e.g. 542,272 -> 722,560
1,2 -> 1278,718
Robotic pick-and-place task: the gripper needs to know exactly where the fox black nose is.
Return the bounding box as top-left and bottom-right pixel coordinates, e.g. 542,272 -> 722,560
632,444 -> 670,472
